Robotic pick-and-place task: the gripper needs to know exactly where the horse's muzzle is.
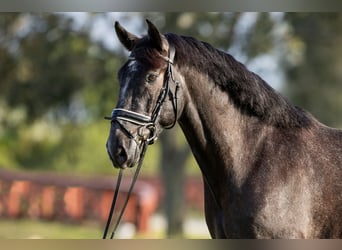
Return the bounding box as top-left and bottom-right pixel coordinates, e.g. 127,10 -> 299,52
106,126 -> 140,169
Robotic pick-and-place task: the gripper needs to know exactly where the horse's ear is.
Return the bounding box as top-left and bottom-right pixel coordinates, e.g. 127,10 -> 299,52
146,19 -> 168,52
114,21 -> 139,51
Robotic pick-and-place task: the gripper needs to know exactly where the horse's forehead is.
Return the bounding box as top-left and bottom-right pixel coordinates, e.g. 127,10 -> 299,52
120,60 -> 142,84
119,60 -> 142,97
127,60 -> 139,74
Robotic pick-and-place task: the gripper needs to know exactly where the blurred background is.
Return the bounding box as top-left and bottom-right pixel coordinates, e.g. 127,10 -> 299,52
0,12 -> 342,239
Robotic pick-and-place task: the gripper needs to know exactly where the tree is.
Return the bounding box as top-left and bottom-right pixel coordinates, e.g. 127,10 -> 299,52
159,128 -> 190,237
283,13 -> 342,127
0,13 -> 120,171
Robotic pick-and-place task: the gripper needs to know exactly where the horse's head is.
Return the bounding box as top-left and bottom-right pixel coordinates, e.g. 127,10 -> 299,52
106,20 -> 183,169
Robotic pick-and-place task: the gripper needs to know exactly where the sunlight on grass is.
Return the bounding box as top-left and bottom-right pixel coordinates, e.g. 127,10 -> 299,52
0,219 -> 103,239
0,215 -> 210,239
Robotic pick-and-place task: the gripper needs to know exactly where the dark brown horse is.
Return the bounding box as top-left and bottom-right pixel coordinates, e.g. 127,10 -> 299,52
106,20 -> 342,238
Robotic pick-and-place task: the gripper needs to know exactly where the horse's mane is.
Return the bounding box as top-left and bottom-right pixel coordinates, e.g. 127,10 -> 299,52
165,33 -> 312,128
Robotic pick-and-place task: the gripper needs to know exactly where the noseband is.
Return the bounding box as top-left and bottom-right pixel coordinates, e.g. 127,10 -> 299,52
103,45 -> 179,239
105,45 -> 179,145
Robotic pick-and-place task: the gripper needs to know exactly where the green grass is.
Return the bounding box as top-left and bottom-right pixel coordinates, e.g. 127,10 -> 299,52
0,219 -> 103,239
0,218 -> 168,239
0,217 -> 209,239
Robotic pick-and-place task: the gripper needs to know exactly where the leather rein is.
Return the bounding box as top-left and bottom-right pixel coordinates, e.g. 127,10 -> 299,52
103,45 -> 179,239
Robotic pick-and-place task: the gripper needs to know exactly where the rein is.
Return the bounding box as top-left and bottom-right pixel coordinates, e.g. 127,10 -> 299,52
103,45 -> 178,239
102,141 -> 148,239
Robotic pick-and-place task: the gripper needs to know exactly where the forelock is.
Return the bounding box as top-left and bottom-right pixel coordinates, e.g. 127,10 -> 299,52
130,36 -> 166,69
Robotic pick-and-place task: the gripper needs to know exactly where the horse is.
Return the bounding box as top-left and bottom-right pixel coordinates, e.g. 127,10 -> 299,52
106,19 -> 342,238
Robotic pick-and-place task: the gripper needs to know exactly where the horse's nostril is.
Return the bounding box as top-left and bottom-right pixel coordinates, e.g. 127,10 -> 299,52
115,146 -> 128,166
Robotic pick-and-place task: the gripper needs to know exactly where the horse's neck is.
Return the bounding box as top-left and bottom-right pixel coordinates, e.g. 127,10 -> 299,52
178,68 -> 267,191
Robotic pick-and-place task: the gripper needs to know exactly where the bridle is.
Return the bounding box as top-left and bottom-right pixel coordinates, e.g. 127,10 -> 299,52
102,45 -> 179,239
105,45 -> 179,145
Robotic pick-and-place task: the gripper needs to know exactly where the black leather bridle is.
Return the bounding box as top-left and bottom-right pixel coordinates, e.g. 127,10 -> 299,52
103,45 -> 179,239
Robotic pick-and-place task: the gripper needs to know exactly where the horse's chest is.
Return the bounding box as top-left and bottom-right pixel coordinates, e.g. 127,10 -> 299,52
221,186 -> 314,238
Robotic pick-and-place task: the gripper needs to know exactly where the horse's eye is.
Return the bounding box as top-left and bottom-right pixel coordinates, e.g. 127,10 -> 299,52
146,73 -> 158,83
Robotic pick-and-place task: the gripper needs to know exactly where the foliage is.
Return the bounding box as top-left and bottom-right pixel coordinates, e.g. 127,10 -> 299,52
0,13 -> 120,173
282,13 -> 342,127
